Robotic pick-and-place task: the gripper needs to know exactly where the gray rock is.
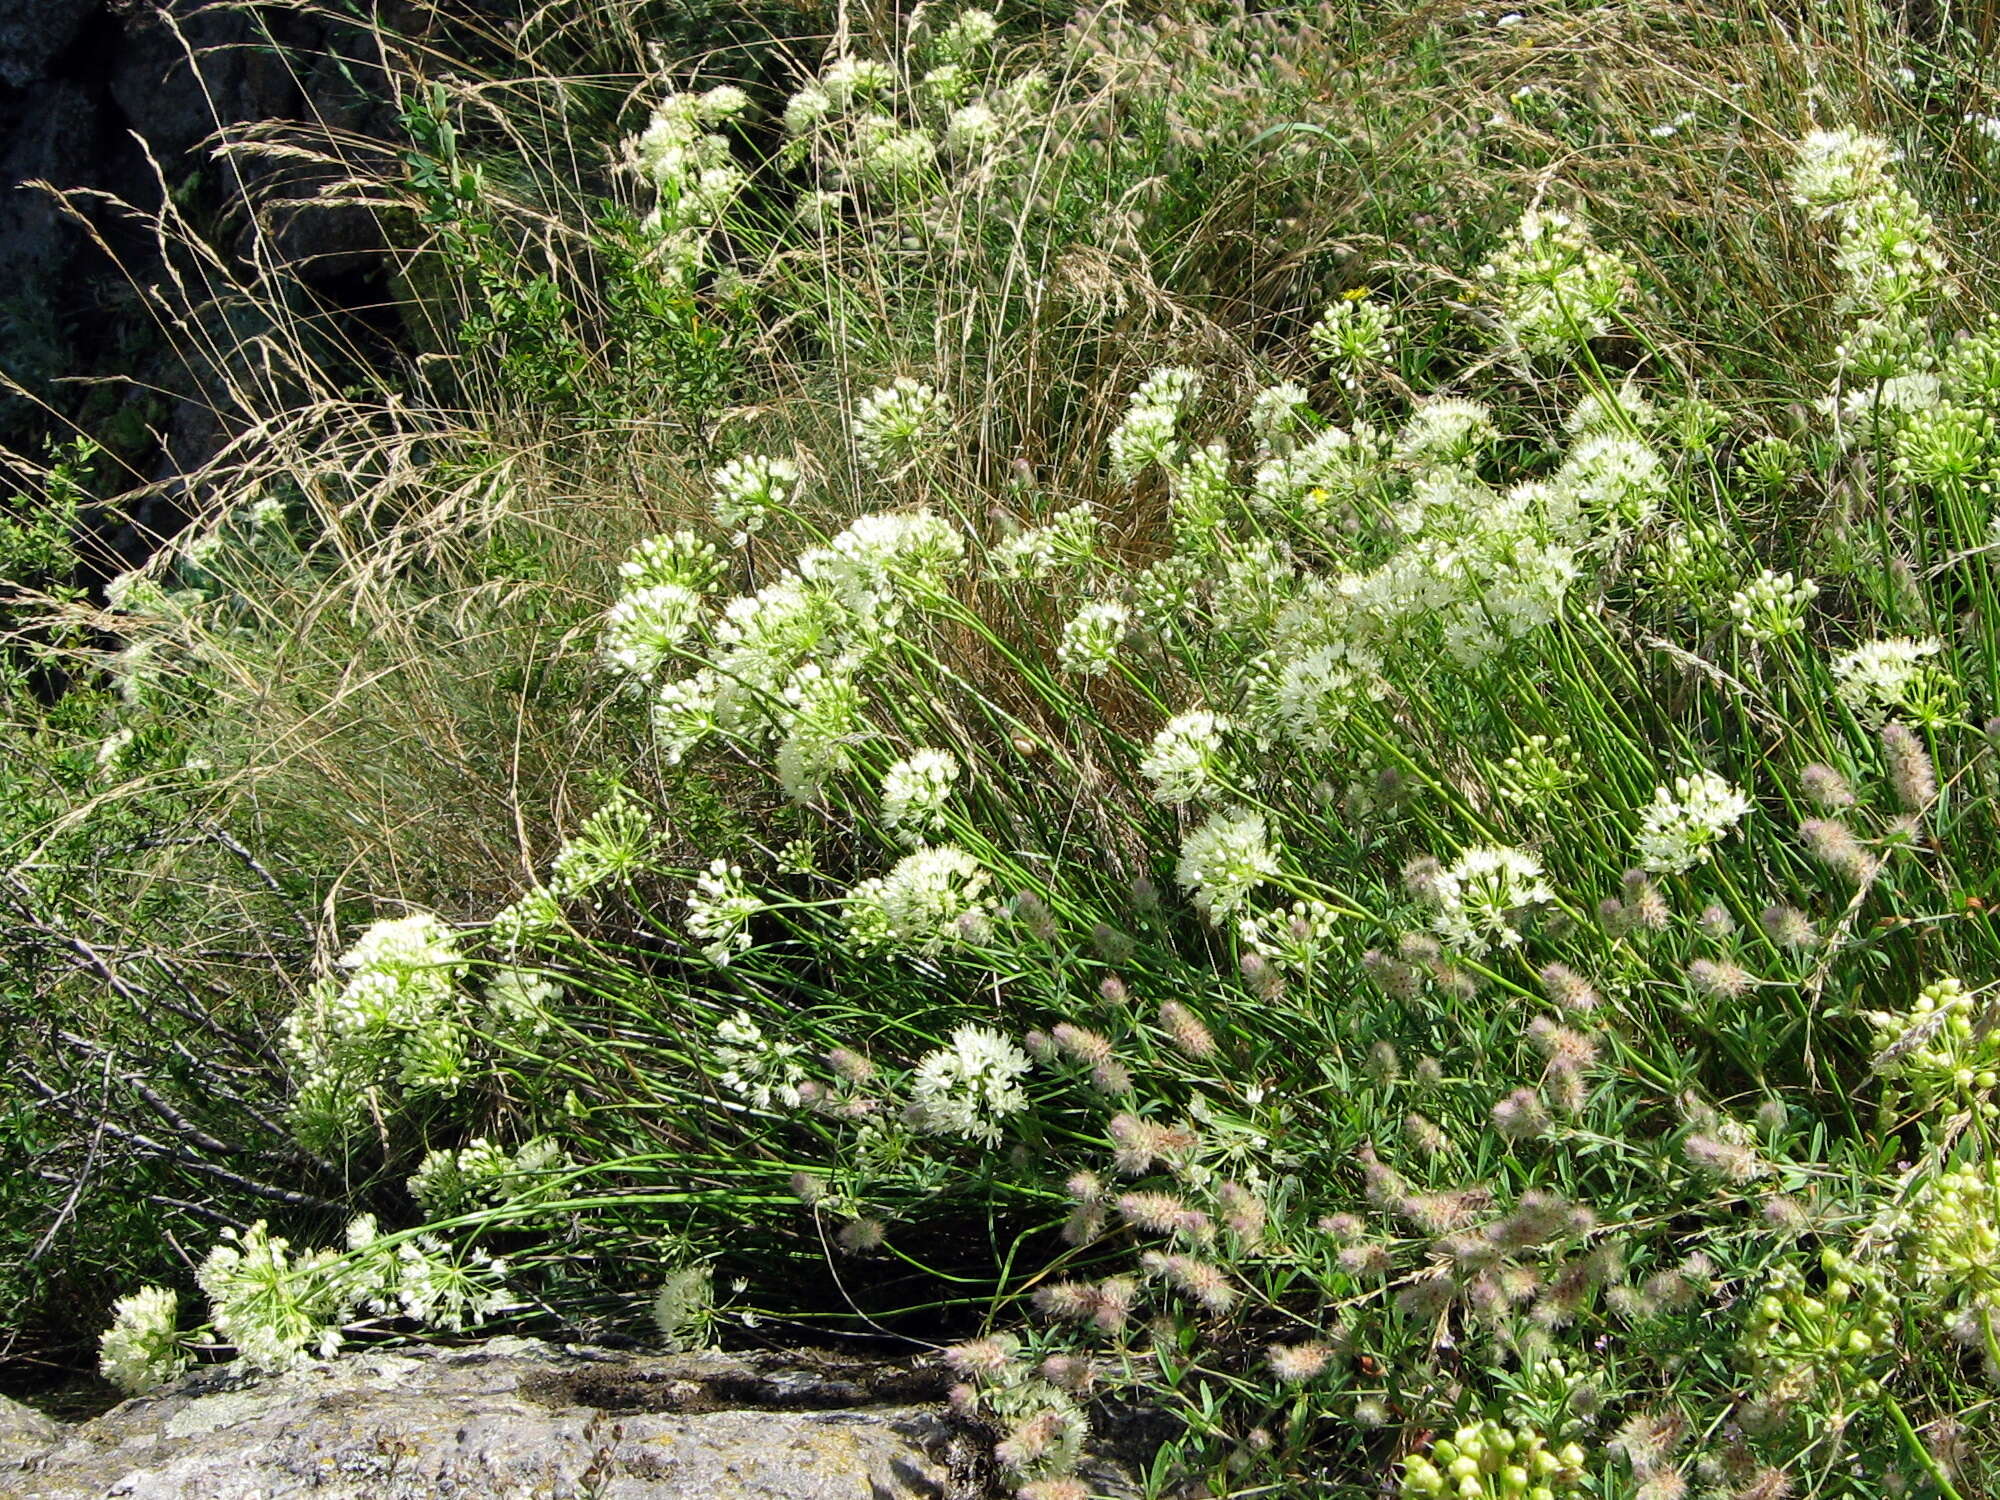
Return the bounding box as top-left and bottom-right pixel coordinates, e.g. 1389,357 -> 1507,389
0,1395 -> 62,1466
7,1339 -> 990,1499
0,0 -> 96,90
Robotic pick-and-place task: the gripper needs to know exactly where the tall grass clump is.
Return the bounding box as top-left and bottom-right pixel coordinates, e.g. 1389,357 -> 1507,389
11,0 -> 2000,1492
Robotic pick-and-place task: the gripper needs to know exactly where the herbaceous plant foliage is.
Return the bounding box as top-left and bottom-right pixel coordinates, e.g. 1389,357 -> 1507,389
27,0 -> 2000,1494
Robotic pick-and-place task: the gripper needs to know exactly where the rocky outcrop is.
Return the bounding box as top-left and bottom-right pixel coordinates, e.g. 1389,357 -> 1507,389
5,1339 -> 1154,1499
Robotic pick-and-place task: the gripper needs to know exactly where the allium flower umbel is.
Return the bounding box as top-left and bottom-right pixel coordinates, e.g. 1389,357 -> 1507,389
685,860 -> 761,965
1175,807 -> 1278,918
1138,710 -> 1229,805
710,454 -> 800,543
1478,209 -> 1630,356
1056,598 -> 1131,675
1728,570 -> 1817,643
911,1025 -> 1033,1146
1832,637 -> 1957,726
600,582 -> 704,685
99,1287 -> 190,1395
881,749 -> 961,844
843,845 -> 995,953
1429,846 -> 1554,955
853,378 -> 947,472
1634,771 -> 1752,875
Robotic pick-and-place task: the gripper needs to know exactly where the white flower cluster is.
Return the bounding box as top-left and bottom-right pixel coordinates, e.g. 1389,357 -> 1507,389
853,378 -> 947,472
685,859 -> 762,964
1056,598 -> 1130,675
600,531 -> 722,686
710,454 -> 800,543
99,1287 -> 190,1395
990,503 -> 1099,580
1634,771 -> 1752,875
600,583 -> 704,685
1108,366 -> 1199,483
881,748 -> 961,843
1396,398 -> 1497,468
281,913 -> 470,1151
191,1216 -> 509,1373
645,510 -> 964,794
1429,846 -> 1553,955
714,1010 -> 806,1109
1176,807 -> 1279,919
407,1137 -> 569,1219
1832,636 -> 1957,726
547,790 -> 657,898
1309,296 -> 1395,388
1728,569 -> 1817,643
623,85 -> 751,275
1139,711 -> 1229,805
1478,209 -> 1630,355
910,1025 -> 1032,1146
844,845 -> 996,953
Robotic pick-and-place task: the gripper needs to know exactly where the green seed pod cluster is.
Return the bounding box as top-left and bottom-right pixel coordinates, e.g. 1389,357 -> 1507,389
1903,1161 -> 2000,1313
1399,1418 -> 1588,1499
1867,976 -> 2000,1121
1743,1247 -> 1898,1410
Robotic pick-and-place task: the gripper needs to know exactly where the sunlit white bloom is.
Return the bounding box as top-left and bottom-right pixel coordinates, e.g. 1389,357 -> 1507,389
1635,771 -> 1753,874
1237,898 -> 1344,972
804,510 -> 965,628
99,1287 -> 189,1395
1108,403 -> 1180,483
881,749 -> 961,843
844,845 -> 995,953
1832,636 -> 1956,725
1479,209 -> 1630,355
1108,367 -> 1200,482
1139,711 -> 1229,805
601,582 -> 704,684
853,378 -> 948,472
1563,378 -> 1656,436
1309,297 -> 1395,388
1790,128 -> 1896,216
652,670 -> 720,762
775,657 -> 866,803
1728,569 -> 1817,642
1396,398 -> 1497,467
1057,598 -> 1130,675
714,1010 -> 806,1109
1176,807 -> 1279,919
990,503 -> 1098,580
782,85 -> 833,134
860,124 -> 937,190
911,1025 -> 1032,1146
935,7 -> 1001,58
687,860 -> 762,964
945,102 -> 1003,155
197,1221 -> 348,1371
1430,846 -> 1553,954
711,455 -> 800,543
820,56 -> 895,108
620,529 -> 723,591
1246,640 -> 1385,750
1250,382 -> 1315,452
